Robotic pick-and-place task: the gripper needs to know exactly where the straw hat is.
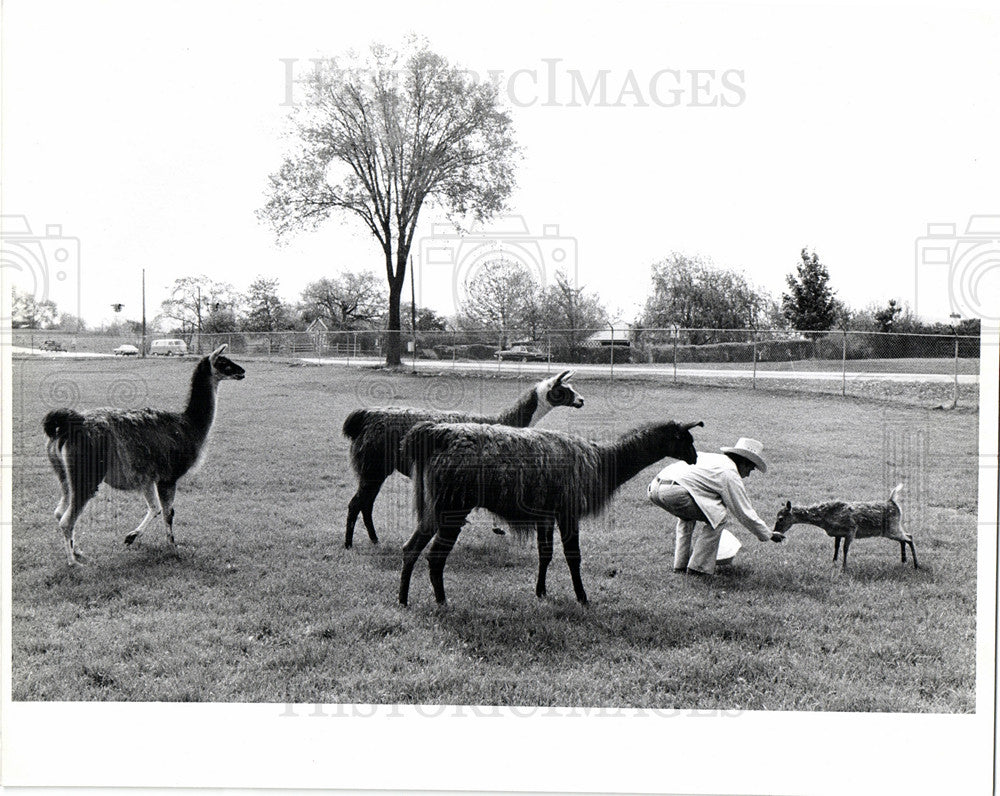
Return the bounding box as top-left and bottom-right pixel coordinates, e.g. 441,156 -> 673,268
720,437 -> 767,474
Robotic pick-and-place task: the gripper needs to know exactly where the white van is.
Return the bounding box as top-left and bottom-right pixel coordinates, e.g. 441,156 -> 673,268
150,338 -> 188,357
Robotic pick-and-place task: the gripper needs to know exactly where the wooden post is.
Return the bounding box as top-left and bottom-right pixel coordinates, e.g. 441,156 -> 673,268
752,328 -> 758,390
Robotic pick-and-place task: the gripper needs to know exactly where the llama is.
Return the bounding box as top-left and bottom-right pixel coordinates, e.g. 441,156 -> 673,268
772,484 -> 917,571
341,370 -> 584,548
397,419 -> 703,606
42,344 -> 245,565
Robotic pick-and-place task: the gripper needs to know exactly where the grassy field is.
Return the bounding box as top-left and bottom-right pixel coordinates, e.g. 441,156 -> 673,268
10,356 -> 979,709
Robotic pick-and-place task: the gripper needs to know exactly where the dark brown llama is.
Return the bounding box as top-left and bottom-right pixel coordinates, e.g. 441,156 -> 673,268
397,419 -> 703,606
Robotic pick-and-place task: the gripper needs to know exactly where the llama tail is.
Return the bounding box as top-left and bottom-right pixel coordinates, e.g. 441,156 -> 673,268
43,408 -> 85,442
400,421 -> 448,517
342,409 -> 371,440
888,483 -> 904,505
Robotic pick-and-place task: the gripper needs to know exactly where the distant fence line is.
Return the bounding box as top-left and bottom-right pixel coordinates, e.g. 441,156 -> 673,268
11,326 -> 982,365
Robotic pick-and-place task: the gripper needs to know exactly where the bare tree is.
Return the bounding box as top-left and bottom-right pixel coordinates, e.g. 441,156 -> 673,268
159,276 -> 238,335
542,271 -> 608,352
459,258 -> 540,346
259,41 -> 520,366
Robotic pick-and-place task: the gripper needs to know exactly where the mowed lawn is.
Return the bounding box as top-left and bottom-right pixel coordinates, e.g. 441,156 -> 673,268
10,356 -> 979,709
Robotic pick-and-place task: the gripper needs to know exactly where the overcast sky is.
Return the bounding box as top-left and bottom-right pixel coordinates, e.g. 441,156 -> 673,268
2,0 -> 998,328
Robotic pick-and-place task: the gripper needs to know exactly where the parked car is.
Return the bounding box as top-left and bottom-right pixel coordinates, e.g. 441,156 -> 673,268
113,344 -> 140,356
40,339 -> 66,352
495,345 -> 547,362
150,338 -> 188,356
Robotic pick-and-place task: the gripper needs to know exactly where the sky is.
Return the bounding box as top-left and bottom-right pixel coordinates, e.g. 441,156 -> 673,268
2,0 -> 999,328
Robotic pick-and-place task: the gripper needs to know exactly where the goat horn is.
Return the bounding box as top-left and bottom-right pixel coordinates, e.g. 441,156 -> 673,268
682,421 -> 704,430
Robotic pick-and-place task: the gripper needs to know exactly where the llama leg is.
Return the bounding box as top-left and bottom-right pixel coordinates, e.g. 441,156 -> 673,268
59,442 -> 105,565
558,517 -> 588,605
900,540 -> 907,564
833,536 -> 841,564
58,496 -> 92,566
908,538 -> 918,569
841,533 -> 853,572
399,513 -> 439,606
49,444 -> 70,519
426,516 -> 465,605
157,482 -> 178,548
345,478 -> 384,548
535,519 -> 555,598
124,482 -> 163,546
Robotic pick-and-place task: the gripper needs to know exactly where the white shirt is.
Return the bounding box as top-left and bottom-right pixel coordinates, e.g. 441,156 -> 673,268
652,452 -> 772,540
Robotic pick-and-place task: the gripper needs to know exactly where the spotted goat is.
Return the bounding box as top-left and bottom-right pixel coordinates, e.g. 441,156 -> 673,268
772,484 -> 917,571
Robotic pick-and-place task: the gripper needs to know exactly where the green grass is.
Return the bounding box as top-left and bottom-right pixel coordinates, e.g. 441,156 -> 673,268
10,357 -> 978,709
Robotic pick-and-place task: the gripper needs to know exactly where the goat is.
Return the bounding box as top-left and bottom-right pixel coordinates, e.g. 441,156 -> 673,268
42,344 -> 245,565
772,484 -> 917,571
341,370 -> 584,548
397,419 -> 703,606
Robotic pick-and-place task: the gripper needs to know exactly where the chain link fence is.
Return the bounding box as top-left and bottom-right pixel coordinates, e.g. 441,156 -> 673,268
11,326 -> 981,407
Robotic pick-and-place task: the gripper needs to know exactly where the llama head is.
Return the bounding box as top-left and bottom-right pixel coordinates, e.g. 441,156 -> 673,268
672,420 -> 703,464
773,500 -> 795,534
541,370 -> 584,410
208,344 -> 246,381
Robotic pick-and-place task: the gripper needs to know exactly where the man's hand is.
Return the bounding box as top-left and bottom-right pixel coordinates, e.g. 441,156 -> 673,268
770,532 -> 785,543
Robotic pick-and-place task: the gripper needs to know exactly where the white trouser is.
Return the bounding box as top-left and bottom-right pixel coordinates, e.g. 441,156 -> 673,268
674,516 -> 734,575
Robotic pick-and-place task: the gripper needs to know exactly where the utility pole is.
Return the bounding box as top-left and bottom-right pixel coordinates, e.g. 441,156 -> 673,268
141,269 -> 147,358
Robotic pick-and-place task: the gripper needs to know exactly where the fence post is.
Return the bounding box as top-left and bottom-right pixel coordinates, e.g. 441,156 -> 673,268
609,323 -> 615,384
673,333 -> 678,384
953,331 -> 960,407
841,330 -> 847,397
752,328 -> 757,390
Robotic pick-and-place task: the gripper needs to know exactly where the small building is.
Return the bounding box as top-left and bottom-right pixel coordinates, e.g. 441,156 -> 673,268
585,328 -> 631,349
306,318 -> 329,350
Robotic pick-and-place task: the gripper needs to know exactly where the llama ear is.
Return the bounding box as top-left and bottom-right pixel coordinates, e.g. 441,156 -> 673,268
682,421 -> 704,431
209,344 -> 228,360
556,370 -> 574,383
785,500 -> 792,510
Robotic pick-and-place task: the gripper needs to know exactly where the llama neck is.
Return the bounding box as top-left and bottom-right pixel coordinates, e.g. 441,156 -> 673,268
494,386 -> 548,427
597,428 -> 668,499
184,359 -> 218,436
